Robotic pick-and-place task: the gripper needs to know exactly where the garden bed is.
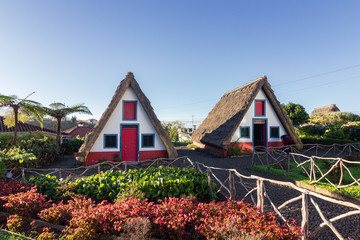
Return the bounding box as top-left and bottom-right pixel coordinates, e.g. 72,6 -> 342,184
0,166 -> 302,239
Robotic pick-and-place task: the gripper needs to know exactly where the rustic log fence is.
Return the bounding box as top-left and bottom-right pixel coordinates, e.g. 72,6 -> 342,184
1,156 -> 360,239
252,143 -> 360,190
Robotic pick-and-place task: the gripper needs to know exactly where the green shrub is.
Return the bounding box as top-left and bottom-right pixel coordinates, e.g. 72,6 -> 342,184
18,136 -> 59,167
115,181 -> 145,201
0,133 -> 14,149
27,175 -> 60,200
300,137 -> 353,145
0,147 -> 37,169
61,138 -> 84,154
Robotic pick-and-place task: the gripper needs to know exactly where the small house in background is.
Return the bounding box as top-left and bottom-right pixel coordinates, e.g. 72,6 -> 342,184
62,121 -> 92,139
77,72 -> 177,165
310,104 -> 340,116
192,76 -> 302,156
0,116 -> 60,138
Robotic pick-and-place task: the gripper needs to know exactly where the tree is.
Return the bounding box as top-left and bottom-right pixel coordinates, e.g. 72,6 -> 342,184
44,103 -> 92,146
281,102 -> 309,127
161,120 -> 184,142
0,93 -> 43,145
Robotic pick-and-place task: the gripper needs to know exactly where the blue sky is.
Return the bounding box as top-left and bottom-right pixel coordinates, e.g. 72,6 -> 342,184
1,1 -> 359,127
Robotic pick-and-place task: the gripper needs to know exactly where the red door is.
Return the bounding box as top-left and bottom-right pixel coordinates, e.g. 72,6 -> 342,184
121,125 -> 138,162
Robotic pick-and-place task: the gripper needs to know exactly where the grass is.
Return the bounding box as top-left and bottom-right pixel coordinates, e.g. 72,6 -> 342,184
250,159 -> 360,199
0,229 -> 31,240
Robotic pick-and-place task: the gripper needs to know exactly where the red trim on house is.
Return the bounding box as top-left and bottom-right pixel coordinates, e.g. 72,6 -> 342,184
268,141 -> 283,148
85,150 -> 168,165
86,152 -> 119,165
228,142 -> 253,153
139,150 -> 168,161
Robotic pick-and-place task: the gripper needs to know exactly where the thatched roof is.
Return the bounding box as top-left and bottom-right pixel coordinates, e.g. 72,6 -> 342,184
192,76 -> 302,149
78,72 -> 177,161
311,104 -> 340,116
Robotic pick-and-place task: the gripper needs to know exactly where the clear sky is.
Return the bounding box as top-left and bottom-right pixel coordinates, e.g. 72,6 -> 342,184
1,1 -> 359,127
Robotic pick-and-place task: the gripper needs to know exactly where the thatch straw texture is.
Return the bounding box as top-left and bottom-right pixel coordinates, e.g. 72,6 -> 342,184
192,76 -> 302,150
78,72 -> 177,162
311,104 -> 340,116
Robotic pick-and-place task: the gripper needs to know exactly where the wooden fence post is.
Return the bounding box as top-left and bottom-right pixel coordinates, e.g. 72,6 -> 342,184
309,158 -> 313,182
21,168 -> 25,179
98,164 -> 101,174
256,179 -> 265,213
301,192 -> 309,240
124,162 -> 127,172
229,170 -> 236,200
59,169 -> 62,179
287,153 -> 290,176
207,168 -> 213,193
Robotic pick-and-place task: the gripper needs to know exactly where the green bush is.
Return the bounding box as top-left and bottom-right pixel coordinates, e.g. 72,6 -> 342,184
0,147 -> 37,169
61,138 -> 84,154
18,135 -> 59,166
300,137 -> 353,145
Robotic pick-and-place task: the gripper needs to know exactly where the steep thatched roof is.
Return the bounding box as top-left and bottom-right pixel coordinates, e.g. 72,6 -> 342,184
192,76 -> 302,149
78,72 -> 177,161
311,104 -> 340,116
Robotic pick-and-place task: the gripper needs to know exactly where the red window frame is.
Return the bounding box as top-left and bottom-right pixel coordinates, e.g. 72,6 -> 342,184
255,100 -> 265,116
123,101 -> 137,120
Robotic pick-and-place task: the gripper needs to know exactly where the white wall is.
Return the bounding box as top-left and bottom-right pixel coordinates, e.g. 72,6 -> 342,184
90,87 -> 166,152
231,89 -> 287,143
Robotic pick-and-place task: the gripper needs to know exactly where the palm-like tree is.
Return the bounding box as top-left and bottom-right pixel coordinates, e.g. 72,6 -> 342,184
0,93 -> 43,145
45,103 -> 92,146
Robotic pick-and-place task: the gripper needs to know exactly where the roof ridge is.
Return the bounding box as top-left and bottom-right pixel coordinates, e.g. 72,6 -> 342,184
223,75 -> 267,96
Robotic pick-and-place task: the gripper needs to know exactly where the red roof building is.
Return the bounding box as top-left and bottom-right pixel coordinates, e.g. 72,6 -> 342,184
63,124 -> 93,138
0,116 -> 57,136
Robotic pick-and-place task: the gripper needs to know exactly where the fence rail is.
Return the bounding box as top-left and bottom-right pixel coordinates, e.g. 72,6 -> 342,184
252,143 -> 360,190
1,155 -> 360,239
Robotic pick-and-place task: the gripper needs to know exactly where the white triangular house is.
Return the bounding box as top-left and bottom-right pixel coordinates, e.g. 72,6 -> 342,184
192,76 -> 302,156
78,72 -> 177,165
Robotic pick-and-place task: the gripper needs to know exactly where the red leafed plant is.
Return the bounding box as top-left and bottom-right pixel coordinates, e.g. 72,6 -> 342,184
1,187 -> 51,218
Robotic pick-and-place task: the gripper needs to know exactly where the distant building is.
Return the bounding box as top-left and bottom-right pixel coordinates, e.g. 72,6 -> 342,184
0,116 -> 58,138
311,104 -> 340,116
86,118 -> 98,125
63,121 -> 93,139
192,76 -> 302,155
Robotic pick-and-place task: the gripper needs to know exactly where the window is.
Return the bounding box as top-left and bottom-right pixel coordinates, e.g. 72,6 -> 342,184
123,101 -> 137,120
240,127 -> 250,138
104,134 -> 117,148
270,127 -> 279,138
255,100 -> 265,116
142,134 -> 155,147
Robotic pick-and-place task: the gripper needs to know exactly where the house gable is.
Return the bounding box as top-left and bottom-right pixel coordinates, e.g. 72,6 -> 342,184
78,72 -> 177,164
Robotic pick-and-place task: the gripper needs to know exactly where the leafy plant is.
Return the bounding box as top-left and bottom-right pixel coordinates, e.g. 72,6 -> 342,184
27,175 -> 60,200
6,214 -> 31,233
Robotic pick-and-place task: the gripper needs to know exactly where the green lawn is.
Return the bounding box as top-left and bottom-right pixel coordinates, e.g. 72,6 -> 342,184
0,229 -> 31,240
251,159 -> 360,198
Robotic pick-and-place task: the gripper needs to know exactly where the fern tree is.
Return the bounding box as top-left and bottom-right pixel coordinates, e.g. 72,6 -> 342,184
0,94 -> 43,146
45,103 -> 92,146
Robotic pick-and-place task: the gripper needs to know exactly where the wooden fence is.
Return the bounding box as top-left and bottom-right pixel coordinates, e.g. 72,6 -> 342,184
252,143 -> 360,190
1,156 -> 360,239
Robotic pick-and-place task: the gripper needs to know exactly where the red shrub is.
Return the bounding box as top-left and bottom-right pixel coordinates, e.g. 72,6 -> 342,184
0,180 -> 34,208
39,197 -> 94,225
1,187 -> 51,218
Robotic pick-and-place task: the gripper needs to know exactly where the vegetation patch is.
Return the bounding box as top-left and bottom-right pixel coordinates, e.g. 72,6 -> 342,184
251,160 -> 360,198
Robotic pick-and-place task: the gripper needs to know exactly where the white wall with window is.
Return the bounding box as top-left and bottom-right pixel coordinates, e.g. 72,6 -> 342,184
90,87 -> 166,152
231,89 -> 287,143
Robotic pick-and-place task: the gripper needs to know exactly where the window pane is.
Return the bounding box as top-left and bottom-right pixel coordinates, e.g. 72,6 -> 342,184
105,135 -> 117,148
240,127 -> 250,138
142,134 -> 154,147
255,101 -> 265,116
124,102 -> 136,120
270,127 -> 279,138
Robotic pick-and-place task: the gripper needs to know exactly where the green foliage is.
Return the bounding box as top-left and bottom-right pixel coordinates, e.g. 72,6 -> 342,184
0,133 -> 14,149
73,166 -> 217,201
0,147 -> 37,169
310,112 -> 360,125
161,120 -> 184,142
115,181 -> 145,201
61,137 -> 84,154
281,102 -> 309,127
18,135 -> 59,167
27,175 -> 60,200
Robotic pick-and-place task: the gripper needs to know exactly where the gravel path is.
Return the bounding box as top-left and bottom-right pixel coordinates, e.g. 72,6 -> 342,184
176,147 -> 360,240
